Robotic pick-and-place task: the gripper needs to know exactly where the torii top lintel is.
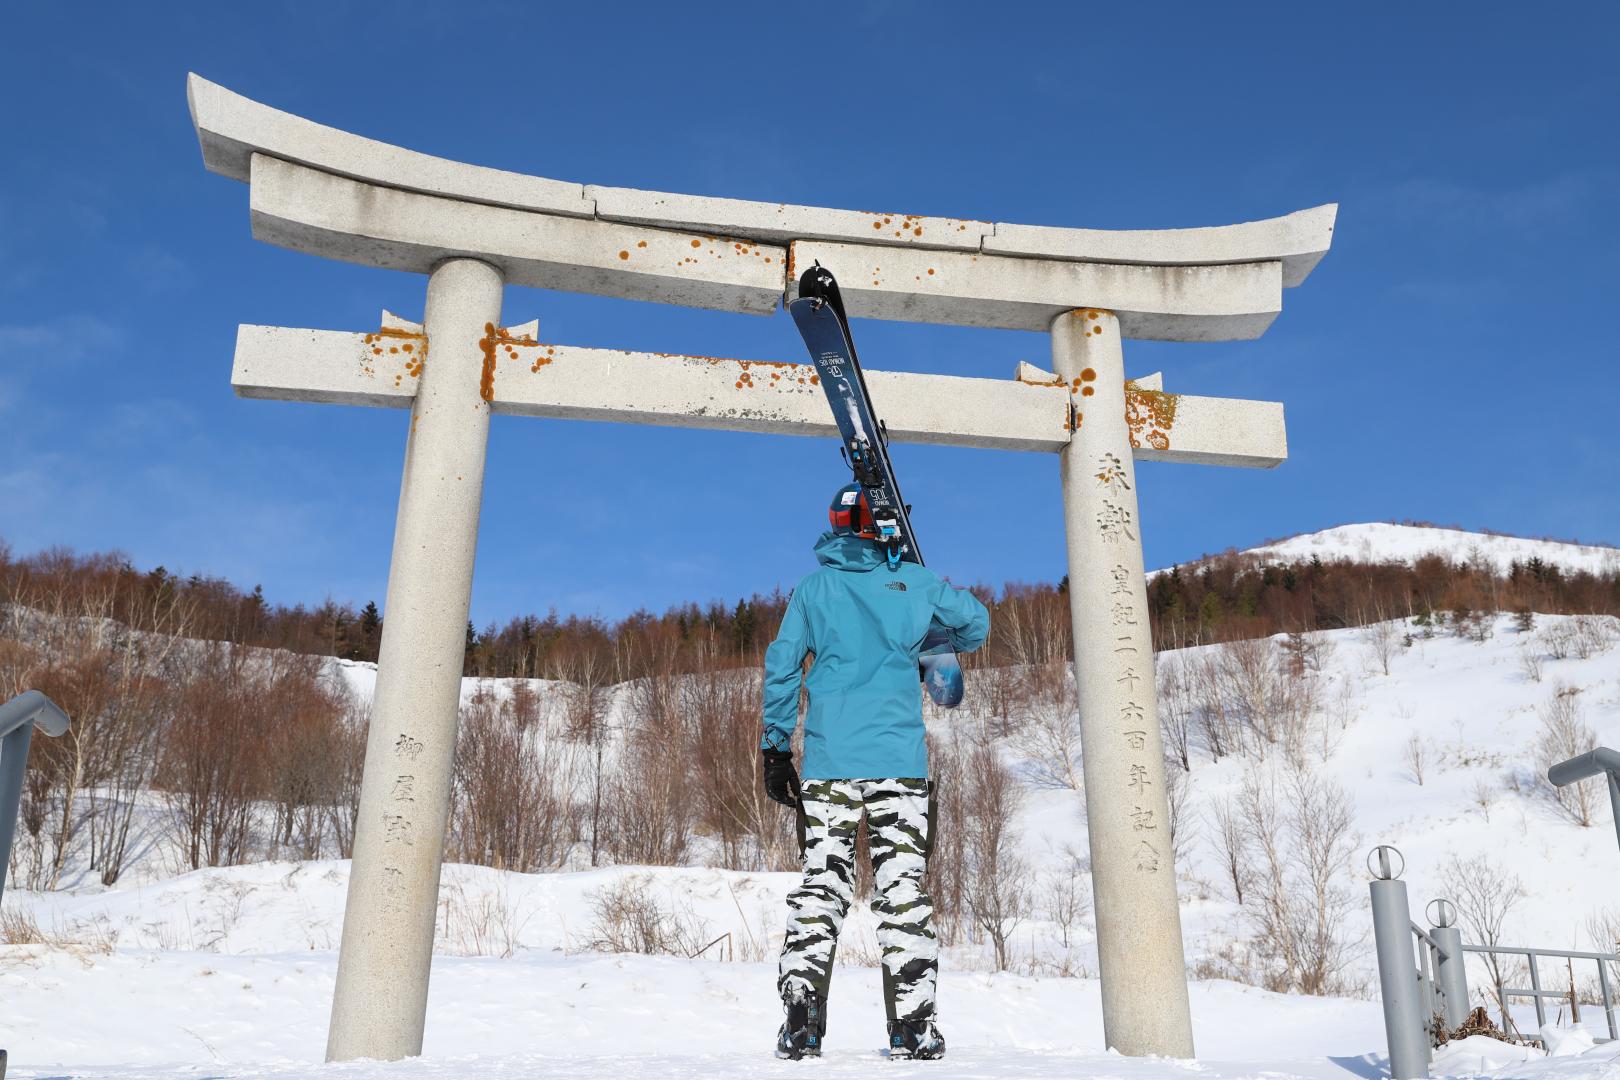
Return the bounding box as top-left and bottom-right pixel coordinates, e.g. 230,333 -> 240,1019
188,74 -> 1335,341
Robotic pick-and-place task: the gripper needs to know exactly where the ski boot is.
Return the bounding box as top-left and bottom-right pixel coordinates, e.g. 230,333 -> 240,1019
775,991 -> 825,1060
887,1018 -> 946,1060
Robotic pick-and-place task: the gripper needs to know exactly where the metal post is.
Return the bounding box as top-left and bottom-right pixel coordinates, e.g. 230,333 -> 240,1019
1609,772 -> 1620,857
1597,954 -> 1617,1040
326,258 -> 505,1063
1051,309 -> 1194,1058
1528,953 -> 1545,1030
1414,937 -> 1436,1063
1428,900 -> 1469,1033
1369,847 -> 1428,1080
1,691 -> 70,1080
0,691 -> 71,906
0,724 -> 35,904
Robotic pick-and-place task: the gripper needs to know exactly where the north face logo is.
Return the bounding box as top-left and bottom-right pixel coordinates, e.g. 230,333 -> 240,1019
885,582 -> 908,592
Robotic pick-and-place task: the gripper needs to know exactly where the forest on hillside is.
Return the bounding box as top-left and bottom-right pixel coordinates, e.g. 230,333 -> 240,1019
4,530 -> 1618,991
4,527 -> 1616,680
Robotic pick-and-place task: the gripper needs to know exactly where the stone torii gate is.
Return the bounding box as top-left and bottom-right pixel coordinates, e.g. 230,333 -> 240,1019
188,74 -> 1334,1064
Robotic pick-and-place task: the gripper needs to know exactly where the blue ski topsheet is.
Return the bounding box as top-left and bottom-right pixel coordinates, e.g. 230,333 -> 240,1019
788,283 -> 965,709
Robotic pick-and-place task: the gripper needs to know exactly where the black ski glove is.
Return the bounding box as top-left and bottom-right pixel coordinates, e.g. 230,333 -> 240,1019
762,749 -> 801,808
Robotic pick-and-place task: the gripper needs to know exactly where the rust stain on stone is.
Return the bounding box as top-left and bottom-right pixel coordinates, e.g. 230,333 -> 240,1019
362,326 -> 428,383
1126,388 -> 1179,451
477,323 -> 542,402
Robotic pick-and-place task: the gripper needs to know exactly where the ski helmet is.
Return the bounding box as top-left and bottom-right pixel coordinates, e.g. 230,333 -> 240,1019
828,483 -> 878,538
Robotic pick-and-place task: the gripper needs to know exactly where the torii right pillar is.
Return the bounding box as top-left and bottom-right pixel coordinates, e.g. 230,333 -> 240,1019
1053,308 -> 1195,1057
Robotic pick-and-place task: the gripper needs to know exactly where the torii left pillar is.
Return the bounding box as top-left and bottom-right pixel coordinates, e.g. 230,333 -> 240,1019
327,258 -> 504,1062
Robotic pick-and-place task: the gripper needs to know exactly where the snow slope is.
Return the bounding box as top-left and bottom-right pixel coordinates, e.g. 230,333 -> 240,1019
7,612 -> 1620,1078
1168,522 -> 1620,576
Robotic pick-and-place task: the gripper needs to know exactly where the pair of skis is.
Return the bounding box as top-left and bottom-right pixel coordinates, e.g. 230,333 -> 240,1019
787,265 -> 965,709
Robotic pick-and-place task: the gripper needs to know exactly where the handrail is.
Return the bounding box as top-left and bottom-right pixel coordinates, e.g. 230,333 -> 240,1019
2,691 -> 73,903
1547,746 -> 1620,858
1463,943 -> 1618,962
0,690 -> 71,739
1548,747 -> 1620,786
1462,941 -> 1619,1039
1411,922 -> 1450,956
1,690 -> 74,1080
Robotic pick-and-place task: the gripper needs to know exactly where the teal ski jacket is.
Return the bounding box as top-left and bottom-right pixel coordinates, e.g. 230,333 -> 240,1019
761,531 -> 990,780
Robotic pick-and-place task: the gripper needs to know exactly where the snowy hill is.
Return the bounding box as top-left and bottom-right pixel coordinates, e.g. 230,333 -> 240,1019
1166,522 -> 1620,576
6,611 -> 1620,1078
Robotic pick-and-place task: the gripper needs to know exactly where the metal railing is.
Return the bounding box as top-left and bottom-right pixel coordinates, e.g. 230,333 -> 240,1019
1463,943 -> 1618,1040
1410,920 -> 1459,1034
1369,844 -> 1620,1079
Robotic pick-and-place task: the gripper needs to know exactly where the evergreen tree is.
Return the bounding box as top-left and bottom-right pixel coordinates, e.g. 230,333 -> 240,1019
732,598 -> 757,655
359,601 -> 382,661
463,620 -> 478,676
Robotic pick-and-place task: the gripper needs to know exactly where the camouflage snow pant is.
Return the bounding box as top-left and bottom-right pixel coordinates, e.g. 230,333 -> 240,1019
778,777 -> 939,1023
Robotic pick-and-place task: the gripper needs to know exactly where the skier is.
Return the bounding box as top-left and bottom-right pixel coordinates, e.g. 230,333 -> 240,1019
761,483 -> 990,1060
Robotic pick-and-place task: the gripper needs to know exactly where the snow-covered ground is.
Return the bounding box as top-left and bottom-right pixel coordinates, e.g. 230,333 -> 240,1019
1169,522 -> 1620,577
6,528 -> 1620,1078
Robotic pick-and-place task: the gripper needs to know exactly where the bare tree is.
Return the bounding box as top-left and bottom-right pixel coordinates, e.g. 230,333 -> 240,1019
1403,735 -> 1428,786
607,671 -> 692,868
681,659 -> 794,871
325,683 -> 369,858
1190,650 -> 1240,761
1221,638 -> 1287,749
1535,683 -> 1599,826
1518,644 -> 1544,684
1362,619 -> 1400,677
924,732 -> 967,947
1571,615 -> 1618,660
1043,849 -> 1091,952
160,645 -> 272,869
1163,756 -> 1195,866
960,737 -> 1032,971
1231,762 -> 1361,995
449,683 -> 580,872
1440,855 -> 1525,1029
1210,795 -> 1247,905
1157,653 -> 1194,772
1012,662 -> 1082,791
1584,907 -> 1620,999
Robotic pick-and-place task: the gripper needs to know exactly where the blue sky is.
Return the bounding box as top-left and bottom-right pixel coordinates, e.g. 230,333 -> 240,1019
1,2 -> 1616,626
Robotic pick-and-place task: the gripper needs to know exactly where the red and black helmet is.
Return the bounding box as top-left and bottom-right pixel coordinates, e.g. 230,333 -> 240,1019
828,483 -> 878,538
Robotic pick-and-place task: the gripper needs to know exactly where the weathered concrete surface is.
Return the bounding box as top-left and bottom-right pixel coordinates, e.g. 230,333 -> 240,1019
325,260 -> 504,1063
989,204 -> 1337,288
187,74 -> 593,217
1052,309 -> 1195,1058
232,326 -> 1287,466
1016,363 -> 1161,392
191,75 -> 1335,336
590,185 -> 991,252
1015,363 -> 1286,466
249,156 -> 785,316
788,240 -> 1283,340
490,345 -> 1060,450
233,325 -> 419,409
